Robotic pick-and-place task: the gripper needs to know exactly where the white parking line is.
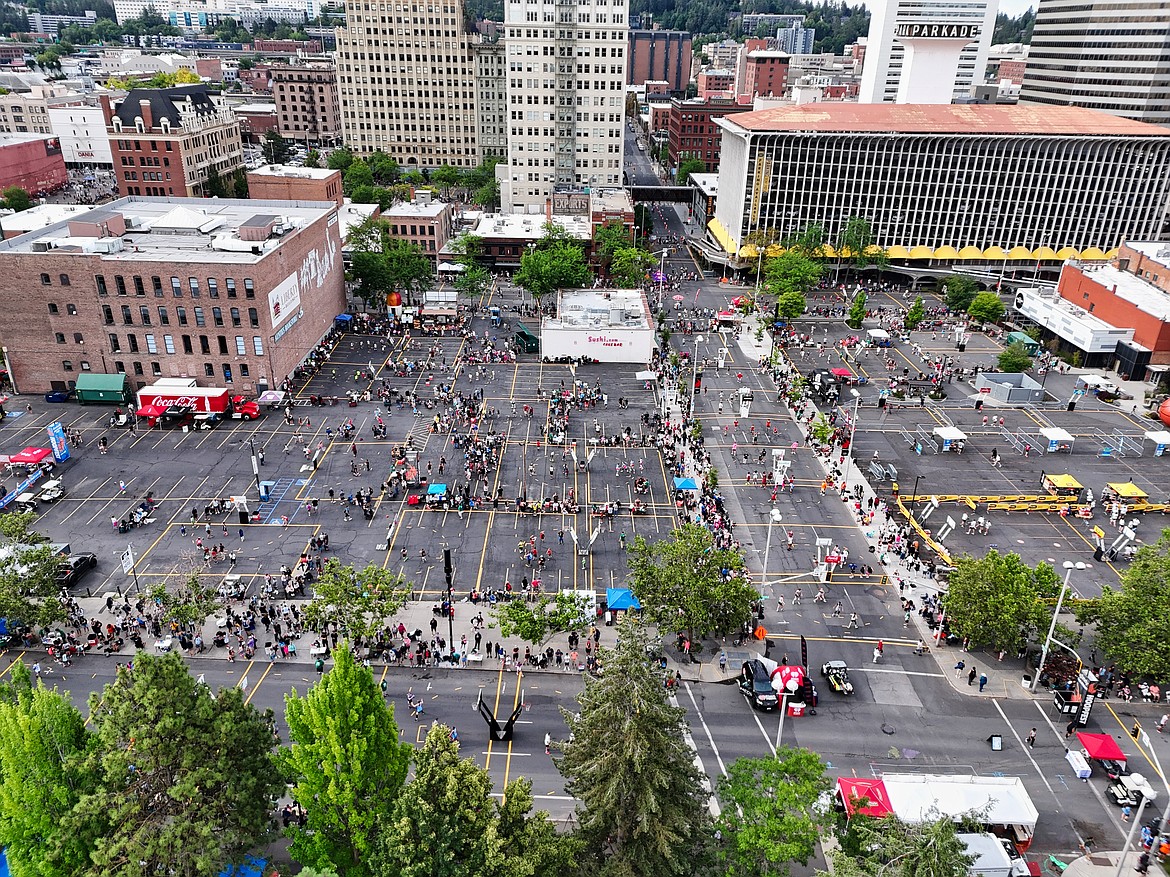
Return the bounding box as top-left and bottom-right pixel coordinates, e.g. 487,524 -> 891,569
678,683 -> 725,817
852,667 -> 945,678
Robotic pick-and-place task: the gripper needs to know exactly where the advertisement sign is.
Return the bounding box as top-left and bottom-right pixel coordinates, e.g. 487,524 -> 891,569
268,272 -> 302,328
46,420 -> 70,463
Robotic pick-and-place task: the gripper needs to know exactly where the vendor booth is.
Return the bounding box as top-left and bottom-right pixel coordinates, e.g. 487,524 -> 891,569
1042,473 -> 1083,500
836,778 -> 894,819
1144,430 -> 1170,457
1039,427 -> 1074,454
932,426 -> 967,453
1102,482 -> 1147,504
878,774 -> 1039,852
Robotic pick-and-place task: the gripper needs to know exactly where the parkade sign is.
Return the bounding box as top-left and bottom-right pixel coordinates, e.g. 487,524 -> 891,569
894,23 -> 981,39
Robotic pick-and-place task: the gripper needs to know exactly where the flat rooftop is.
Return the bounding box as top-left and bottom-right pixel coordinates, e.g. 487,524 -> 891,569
0,196 -> 337,264
248,164 -> 337,180
382,199 -> 450,219
718,103 -> 1170,136
1075,260 -> 1170,321
591,188 -> 634,215
690,172 -> 719,195
545,288 -> 651,330
473,213 -> 592,241
0,203 -> 93,235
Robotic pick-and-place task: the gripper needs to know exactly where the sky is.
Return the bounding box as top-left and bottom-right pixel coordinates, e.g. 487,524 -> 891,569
996,0 -> 1035,18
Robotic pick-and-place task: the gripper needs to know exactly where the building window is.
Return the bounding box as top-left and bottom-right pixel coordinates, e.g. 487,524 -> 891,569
151,361 -> 162,376
157,307 -> 169,325
217,336 -> 228,355
226,278 -> 237,298
66,304 -> 77,315
235,336 -> 246,355
80,361 -> 91,371
139,306 -> 151,325
133,362 -> 144,376
121,305 -> 133,325
194,307 -> 205,327
176,306 -> 188,326
73,332 -> 83,344
62,360 -> 73,372
96,276 -> 108,296
248,307 -> 259,328
54,332 -> 65,344
145,334 -> 157,354
199,336 -> 210,354
133,276 -> 145,296
109,333 -> 121,352
152,276 -> 163,296
189,277 -> 200,297
163,335 -> 175,354
212,307 -> 224,327
244,278 -> 255,298
48,303 -> 59,314
40,273 -> 50,285
128,334 -> 139,353
208,279 -> 218,298
204,363 -> 215,377
230,307 -> 241,327
59,274 -> 70,286
171,277 -> 182,297
114,361 -> 125,373
222,364 -> 233,383
182,335 -> 193,354
115,276 -> 127,296
240,364 -> 249,377
253,336 -> 264,356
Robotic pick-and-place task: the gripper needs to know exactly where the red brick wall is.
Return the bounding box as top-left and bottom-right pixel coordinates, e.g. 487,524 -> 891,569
1058,263 -> 1170,361
247,170 -> 343,205
0,138 -> 67,194
109,135 -> 188,198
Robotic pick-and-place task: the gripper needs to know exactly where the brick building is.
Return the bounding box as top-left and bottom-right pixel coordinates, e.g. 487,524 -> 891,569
697,69 -> 735,99
270,63 -> 341,145
237,64 -> 273,94
246,165 -> 342,205
0,196 -> 344,394
666,97 -> 752,174
103,86 -> 245,198
380,192 -> 453,265
744,49 -> 790,98
628,30 -> 692,91
0,134 -> 67,194
233,103 -> 279,144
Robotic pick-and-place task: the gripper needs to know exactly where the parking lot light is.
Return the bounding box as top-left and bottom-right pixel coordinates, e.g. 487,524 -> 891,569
1030,561 -> 1085,692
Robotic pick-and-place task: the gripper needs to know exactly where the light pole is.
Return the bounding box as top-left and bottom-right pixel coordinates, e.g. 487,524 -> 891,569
761,508 -> 783,594
1030,560 -> 1086,691
690,335 -> 704,415
1136,728 -> 1170,839
1112,797 -> 1149,877
247,437 -> 262,500
842,388 -> 861,489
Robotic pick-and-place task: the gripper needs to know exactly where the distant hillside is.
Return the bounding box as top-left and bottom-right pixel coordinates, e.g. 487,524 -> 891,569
992,8 -> 1034,44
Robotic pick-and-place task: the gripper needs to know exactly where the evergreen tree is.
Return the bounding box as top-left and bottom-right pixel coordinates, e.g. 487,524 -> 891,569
282,646 -> 412,877
558,615 -> 715,877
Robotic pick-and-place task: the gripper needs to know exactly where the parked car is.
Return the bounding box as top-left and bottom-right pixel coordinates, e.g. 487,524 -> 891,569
820,660 -> 855,695
55,553 -> 97,587
739,659 -> 779,711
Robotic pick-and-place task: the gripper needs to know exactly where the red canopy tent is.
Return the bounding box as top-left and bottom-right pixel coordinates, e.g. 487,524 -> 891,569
136,403 -> 164,418
9,447 -> 51,464
830,367 -> 853,378
1076,732 -> 1127,764
837,778 -> 894,818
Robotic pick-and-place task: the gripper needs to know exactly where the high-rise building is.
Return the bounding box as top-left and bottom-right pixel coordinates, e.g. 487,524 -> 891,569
501,0 -> 628,213
335,0 -> 485,167
271,63 -> 342,145
775,21 -> 816,55
628,30 -> 692,91
858,0 -> 996,103
1019,0 -> 1170,125
474,39 -> 508,160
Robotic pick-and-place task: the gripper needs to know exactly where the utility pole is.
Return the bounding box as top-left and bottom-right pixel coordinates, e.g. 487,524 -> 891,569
444,548 -> 455,657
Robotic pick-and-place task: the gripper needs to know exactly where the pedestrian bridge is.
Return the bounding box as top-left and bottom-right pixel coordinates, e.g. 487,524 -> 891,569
628,185 -> 693,203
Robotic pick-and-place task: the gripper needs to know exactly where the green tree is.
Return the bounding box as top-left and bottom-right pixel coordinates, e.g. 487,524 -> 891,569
402,169 -> 426,187
304,148 -> 321,168
775,290 -> 807,321
763,250 -> 823,301
204,165 -> 228,198
559,615 -> 715,877
826,815 -> 975,877
327,147 -> 355,171
473,178 -> 500,211
716,748 -> 831,877
372,723 -> 502,877
1078,528 -> 1170,680
303,559 -> 411,642
627,523 -> 755,642
904,296 -> 926,330
492,590 -> 595,645
146,575 -> 221,631
64,652 -> 282,877
594,220 -> 631,264
846,291 -> 867,329
454,263 -> 491,301
514,239 -> 591,308
0,511 -> 65,626
997,341 -> 1032,373
943,551 -> 1060,653
383,238 -> 435,305
676,153 -> 706,184
943,275 -> 980,312
787,223 -> 828,260
430,164 -> 460,198
968,292 -> 1006,325
495,778 -> 582,877
282,646 -> 411,877
343,160 -> 375,195
836,216 -> 887,276
0,663 -> 94,877
609,246 -> 657,288
346,218 -> 433,309
261,130 -> 293,164
1,186 -> 31,213
231,168 -> 249,199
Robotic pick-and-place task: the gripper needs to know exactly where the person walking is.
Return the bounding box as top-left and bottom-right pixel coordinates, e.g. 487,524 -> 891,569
954,659 -> 966,677
545,732 -> 552,755
1156,713 -> 1168,733
979,672 -> 988,692
967,666 -> 977,686
1026,728 -> 1037,749
719,650 -> 727,673
873,647 -> 881,664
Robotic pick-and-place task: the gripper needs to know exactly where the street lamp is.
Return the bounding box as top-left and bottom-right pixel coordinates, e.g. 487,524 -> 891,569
1030,560 -> 1086,691
247,437 -> 262,500
842,389 -> 861,489
760,508 -> 784,593
690,335 -> 704,415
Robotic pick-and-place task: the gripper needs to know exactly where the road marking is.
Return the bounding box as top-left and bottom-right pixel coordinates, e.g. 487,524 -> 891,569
851,667 -> 945,678
679,682 -> 724,817
243,661 -> 276,705
990,698 -> 1059,803
235,658 -> 255,688
501,670 -> 524,803
0,655 -> 23,679
484,662 -> 507,770
1102,701 -> 1161,780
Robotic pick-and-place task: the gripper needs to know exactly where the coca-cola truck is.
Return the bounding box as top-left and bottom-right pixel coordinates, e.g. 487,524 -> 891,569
135,383 -> 261,425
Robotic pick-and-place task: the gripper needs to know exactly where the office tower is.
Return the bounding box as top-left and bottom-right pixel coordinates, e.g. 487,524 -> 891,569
859,0 -> 996,103
1020,0 -> 1170,125
501,0 -> 628,213
628,30 -> 692,91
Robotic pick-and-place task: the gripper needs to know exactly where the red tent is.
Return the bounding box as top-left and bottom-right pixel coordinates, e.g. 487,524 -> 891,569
838,778 -> 893,818
136,403 -> 164,418
1077,732 -> 1127,763
830,367 -> 853,378
9,447 -> 50,464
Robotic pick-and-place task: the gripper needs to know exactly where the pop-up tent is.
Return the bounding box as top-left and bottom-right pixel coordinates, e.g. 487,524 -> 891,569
837,778 -> 894,818
605,587 -> 641,612
9,447 -> 51,465
673,477 -> 698,491
1077,732 -> 1127,764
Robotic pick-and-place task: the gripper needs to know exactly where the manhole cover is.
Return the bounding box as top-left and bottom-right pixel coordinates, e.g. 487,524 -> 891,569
881,723 -> 896,735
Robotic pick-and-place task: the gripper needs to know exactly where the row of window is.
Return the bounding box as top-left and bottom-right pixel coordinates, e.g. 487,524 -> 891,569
62,359 -> 249,382
98,303 -> 261,329
75,275 -> 257,299
106,332 -> 264,357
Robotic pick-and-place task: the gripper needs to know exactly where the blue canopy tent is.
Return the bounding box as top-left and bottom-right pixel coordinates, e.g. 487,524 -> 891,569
606,587 -> 641,611
427,483 -> 448,496
219,856 -> 265,877
334,313 -> 354,329
673,477 -> 698,491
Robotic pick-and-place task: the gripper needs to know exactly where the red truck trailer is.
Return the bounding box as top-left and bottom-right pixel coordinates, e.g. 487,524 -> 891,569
135,384 -> 261,426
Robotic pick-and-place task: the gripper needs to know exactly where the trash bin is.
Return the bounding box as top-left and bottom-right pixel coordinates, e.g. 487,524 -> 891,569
1021,674 -> 1033,688
605,610 -> 613,627
238,510 -> 248,525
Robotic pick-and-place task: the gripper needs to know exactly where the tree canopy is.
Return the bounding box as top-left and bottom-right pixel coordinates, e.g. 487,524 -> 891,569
627,523 -> 755,642
904,296 -> 926,330
942,551 -> 1061,653
514,237 -> 591,304
260,130 -> 293,165
0,511 -> 65,626
997,341 -> 1033,373
763,250 -> 822,303
1,187 -> 31,213
609,246 -> 657,288
967,292 -> 1006,325
492,590 -> 595,645
282,645 -> 412,877
846,291 -> 867,329
346,217 -> 434,309
303,559 -> 412,642
676,154 -> 706,184
827,814 -> 975,877
943,275 -> 980,313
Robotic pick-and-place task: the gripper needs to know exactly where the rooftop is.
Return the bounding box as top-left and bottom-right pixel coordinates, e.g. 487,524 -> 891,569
690,172 -> 719,195
381,199 -> 451,220
0,132 -> 56,147
590,188 -> 634,216
0,203 -> 93,235
1074,259 -> 1170,322
473,213 -> 592,241
248,164 -> 337,180
544,288 -> 652,331
111,85 -> 220,129
233,103 -> 278,115
0,196 -> 337,264
718,103 -> 1170,136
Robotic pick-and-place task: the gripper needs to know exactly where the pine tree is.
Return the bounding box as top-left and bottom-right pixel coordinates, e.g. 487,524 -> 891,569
558,615 -> 715,877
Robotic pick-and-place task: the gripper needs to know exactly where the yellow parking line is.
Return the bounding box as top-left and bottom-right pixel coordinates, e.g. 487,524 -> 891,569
1103,702 -> 1162,779
235,658 -> 255,688
243,661 -> 276,706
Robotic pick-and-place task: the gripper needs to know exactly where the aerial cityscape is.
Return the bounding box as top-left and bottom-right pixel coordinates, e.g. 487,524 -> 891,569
0,0 -> 1167,875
